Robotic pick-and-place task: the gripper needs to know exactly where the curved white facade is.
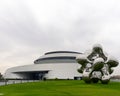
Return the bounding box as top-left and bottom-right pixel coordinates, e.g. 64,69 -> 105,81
4,51 -> 82,80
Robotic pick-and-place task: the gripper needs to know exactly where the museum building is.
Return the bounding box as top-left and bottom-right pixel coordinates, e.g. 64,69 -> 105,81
4,51 -> 82,80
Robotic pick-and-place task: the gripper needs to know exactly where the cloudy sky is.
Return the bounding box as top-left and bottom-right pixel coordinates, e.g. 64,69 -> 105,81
0,0 -> 120,75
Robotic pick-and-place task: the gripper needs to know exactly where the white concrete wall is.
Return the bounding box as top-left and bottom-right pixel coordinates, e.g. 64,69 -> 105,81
4,63 -> 81,79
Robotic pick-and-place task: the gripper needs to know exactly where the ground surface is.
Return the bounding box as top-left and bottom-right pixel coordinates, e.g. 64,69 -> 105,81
0,80 -> 120,96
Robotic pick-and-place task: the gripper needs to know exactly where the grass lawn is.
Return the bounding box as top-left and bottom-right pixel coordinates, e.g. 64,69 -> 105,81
0,80 -> 120,96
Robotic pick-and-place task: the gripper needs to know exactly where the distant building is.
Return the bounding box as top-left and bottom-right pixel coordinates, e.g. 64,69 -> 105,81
4,51 -> 82,80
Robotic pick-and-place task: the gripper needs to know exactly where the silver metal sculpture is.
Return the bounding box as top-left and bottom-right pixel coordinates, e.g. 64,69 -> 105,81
76,44 -> 119,84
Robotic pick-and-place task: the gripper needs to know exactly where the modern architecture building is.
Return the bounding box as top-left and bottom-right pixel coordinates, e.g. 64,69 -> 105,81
4,51 -> 82,80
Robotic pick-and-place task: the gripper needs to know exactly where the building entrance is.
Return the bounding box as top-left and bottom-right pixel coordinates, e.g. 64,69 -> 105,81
15,71 -> 48,80
32,72 -> 48,80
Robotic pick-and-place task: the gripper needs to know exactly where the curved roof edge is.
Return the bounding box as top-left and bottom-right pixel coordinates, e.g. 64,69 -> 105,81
45,51 -> 81,55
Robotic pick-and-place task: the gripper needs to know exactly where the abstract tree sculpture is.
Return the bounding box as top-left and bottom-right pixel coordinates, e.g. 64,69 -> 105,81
76,44 -> 119,84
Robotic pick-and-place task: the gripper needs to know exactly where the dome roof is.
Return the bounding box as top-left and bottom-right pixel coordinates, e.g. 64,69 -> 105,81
45,51 -> 81,55
34,51 -> 81,64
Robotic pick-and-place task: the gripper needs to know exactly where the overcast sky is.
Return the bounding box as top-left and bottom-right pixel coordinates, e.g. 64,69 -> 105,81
0,0 -> 120,75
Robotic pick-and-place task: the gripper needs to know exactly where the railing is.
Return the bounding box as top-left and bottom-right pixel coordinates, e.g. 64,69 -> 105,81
0,80 -> 40,86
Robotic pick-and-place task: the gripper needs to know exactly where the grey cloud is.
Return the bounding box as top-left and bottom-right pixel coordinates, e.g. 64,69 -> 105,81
0,0 -> 120,74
